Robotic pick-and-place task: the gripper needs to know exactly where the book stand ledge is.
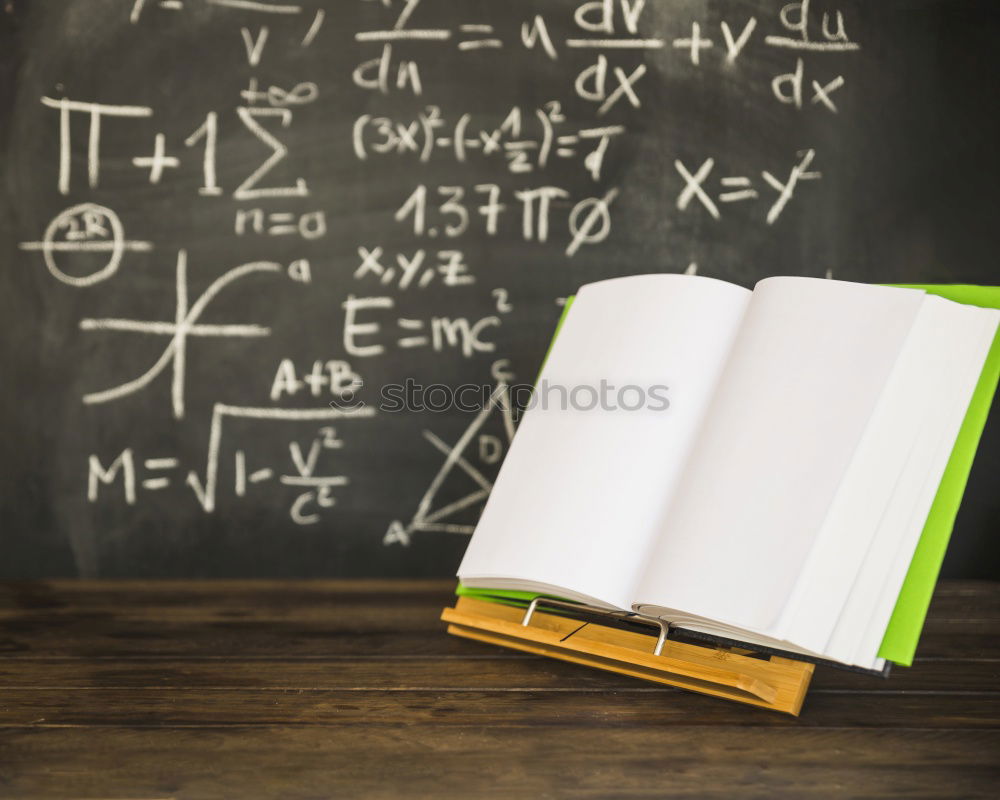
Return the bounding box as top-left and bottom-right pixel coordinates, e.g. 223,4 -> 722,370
442,595 -> 815,715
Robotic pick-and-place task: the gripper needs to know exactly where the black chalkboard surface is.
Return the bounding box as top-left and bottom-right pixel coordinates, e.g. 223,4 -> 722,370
1,0 -> 997,578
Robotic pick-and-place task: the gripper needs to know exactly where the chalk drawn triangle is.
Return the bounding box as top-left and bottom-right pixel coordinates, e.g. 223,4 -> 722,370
384,383 -> 515,546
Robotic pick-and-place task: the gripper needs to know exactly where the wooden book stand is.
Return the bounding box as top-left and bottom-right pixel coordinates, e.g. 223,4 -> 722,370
442,595 -> 814,715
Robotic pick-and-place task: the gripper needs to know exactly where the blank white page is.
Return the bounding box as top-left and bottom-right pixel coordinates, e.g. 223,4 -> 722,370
827,301 -> 999,666
458,275 -> 750,611
634,278 -> 926,630
775,296 -> 999,663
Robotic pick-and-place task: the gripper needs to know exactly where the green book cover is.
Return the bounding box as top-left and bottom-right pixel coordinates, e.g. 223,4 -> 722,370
534,296 -> 575,383
460,282 -> 1000,667
877,284 -> 1000,665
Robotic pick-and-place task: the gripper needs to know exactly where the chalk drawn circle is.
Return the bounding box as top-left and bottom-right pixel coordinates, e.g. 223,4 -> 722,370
42,203 -> 125,287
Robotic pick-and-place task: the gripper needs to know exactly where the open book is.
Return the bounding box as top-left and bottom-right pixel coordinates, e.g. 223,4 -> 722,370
458,276 -> 1000,672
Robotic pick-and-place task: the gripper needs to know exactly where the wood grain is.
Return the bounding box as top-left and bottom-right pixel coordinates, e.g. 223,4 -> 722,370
0,579 -> 998,798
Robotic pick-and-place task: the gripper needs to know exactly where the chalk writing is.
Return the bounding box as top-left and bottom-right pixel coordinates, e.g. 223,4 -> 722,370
78,251 -> 305,419
15,0 -> 863,556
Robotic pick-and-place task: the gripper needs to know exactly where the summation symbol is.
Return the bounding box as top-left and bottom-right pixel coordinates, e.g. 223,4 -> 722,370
384,382 -> 516,546
79,249 -> 300,419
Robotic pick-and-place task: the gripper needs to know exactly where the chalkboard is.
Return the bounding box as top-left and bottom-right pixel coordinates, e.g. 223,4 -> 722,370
1,0 -> 998,579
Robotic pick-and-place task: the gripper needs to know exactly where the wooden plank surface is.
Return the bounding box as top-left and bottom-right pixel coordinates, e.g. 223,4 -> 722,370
0,580 -> 998,798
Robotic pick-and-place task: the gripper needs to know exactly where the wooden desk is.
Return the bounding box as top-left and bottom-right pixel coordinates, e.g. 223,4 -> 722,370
0,580 -> 997,798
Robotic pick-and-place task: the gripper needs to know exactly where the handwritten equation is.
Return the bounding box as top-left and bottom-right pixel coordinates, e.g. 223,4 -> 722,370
14,0 -> 861,539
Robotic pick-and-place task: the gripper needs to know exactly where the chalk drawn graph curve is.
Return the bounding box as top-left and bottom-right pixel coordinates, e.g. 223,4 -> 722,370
79,249 -> 281,419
